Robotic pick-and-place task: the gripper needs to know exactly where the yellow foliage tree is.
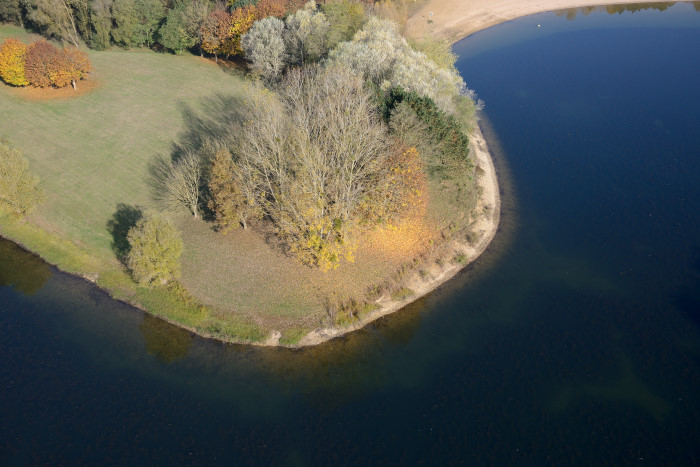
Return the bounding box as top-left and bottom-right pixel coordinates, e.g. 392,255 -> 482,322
48,47 -> 92,90
226,5 -> 256,56
0,38 -> 29,86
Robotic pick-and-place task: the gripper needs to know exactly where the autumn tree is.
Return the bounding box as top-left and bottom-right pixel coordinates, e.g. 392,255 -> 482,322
47,47 -> 91,89
0,38 -> 29,86
24,0 -> 81,48
199,8 -> 230,61
232,65 -> 391,269
0,139 -> 45,217
226,4 -> 256,56
24,39 -> 59,87
126,213 -> 183,286
207,147 -> 260,231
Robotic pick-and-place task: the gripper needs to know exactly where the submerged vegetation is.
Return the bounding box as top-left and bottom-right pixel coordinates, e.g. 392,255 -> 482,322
0,0 -> 485,343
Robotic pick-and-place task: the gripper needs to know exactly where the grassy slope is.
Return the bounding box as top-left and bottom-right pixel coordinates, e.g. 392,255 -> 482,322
0,24 -> 463,343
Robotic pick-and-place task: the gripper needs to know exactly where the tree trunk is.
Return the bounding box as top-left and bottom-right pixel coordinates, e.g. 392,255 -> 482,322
71,79 -> 76,90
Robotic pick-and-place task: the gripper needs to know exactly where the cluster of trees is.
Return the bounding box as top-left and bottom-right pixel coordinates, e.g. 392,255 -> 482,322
148,4 -> 482,270
207,64 -> 427,269
0,139 -> 44,217
0,0 -> 315,54
0,37 -> 91,89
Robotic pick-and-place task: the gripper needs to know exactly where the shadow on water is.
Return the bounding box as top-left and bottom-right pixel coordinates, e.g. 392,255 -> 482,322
0,239 -> 51,296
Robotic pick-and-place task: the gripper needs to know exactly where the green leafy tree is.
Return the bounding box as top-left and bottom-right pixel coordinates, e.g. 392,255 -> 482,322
126,213 -> 183,286
89,0 -> 113,50
0,0 -> 23,26
0,139 -> 45,216
159,2 -> 197,54
112,0 -> 165,47
320,0 -> 366,51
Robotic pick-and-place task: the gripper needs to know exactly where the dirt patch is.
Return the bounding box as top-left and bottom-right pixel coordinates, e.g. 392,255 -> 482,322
6,78 -> 100,102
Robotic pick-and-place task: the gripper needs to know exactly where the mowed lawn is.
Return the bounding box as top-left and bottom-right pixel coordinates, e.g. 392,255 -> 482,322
1,24 -> 454,336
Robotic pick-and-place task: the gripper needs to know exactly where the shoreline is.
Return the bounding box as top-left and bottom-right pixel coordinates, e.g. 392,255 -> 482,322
295,121 -> 500,347
405,0 -> 678,43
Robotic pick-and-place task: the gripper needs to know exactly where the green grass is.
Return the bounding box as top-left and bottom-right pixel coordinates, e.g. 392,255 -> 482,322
1,23 -> 475,343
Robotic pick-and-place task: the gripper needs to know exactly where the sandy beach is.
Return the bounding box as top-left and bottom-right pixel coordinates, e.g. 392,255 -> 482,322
405,0 -> 677,43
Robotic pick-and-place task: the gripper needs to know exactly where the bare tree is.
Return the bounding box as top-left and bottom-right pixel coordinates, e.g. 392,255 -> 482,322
152,151 -> 203,218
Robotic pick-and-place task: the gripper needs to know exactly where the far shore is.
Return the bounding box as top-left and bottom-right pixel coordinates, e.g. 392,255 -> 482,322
405,0 -> 678,43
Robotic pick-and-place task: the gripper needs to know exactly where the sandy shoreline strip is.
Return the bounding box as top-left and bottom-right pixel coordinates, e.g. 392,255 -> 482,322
405,0 -> 677,43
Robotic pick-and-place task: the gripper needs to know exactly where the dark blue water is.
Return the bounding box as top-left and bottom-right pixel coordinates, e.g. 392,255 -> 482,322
2,4 -> 700,464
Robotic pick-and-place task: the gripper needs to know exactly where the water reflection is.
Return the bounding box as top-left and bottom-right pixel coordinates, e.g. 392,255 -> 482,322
555,2 -> 689,20
0,239 -> 51,295
140,314 -> 193,363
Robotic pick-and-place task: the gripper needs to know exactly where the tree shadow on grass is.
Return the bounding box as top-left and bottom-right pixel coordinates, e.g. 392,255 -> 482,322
170,93 -> 245,164
106,203 -> 143,263
147,93 -> 247,221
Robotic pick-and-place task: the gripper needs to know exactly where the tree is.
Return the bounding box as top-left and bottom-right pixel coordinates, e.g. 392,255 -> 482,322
158,151 -> 203,218
283,0 -> 329,65
328,16 -> 468,113
89,0 -> 113,50
111,0 -> 165,47
126,213 -> 183,286
232,65 -> 391,269
25,0 -> 81,48
0,38 -> 29,86
241,16 -> 286,81
159,1 -> 198,54
25,39 -> 59,87
226,4 -> 256,56
320,0 -> 366,51
180,0 -> 211,55
199,8 -> 230,61
47,47 -> 91,89
207,147 -> 260,231
0,139 -> 45,216
0,0 -> 23,26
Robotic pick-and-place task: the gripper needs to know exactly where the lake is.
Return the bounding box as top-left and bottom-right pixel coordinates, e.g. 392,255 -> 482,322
2,3 -> 700,464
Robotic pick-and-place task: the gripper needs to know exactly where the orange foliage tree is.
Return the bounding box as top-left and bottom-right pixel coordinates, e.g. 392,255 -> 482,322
0,38 -> 29,86
48,48 -> 92,90
200,9 -> 231,61
24,40 -> 58,88
359,145 -> 427,226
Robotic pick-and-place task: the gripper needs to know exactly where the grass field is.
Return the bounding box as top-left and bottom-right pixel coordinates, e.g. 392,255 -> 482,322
0,24 -> 469,343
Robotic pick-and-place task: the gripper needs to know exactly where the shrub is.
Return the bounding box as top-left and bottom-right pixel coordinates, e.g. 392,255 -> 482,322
24,39 -> 58,88
126,213 -> 184,286
0,139 -> 45,216
0,38 -> 29,86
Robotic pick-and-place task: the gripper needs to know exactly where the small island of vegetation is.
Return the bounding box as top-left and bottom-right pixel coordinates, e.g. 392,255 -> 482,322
0,0 -> 498,346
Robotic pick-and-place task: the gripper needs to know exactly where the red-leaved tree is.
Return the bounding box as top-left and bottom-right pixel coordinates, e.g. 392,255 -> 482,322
24,39 -> 58,88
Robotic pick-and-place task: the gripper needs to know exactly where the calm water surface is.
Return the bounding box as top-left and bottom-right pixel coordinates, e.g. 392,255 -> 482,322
2,3 -> 700,464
